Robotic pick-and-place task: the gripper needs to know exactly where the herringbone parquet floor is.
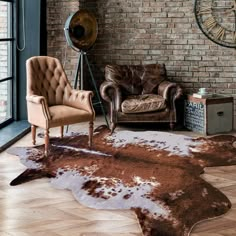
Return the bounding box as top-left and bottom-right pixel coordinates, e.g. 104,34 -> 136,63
0,118 -> 236,236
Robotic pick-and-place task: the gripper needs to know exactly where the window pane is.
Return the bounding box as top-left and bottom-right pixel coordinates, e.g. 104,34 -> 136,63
0,1 -> 11,38
0,80 -> 12,123
0,41 -> 12,80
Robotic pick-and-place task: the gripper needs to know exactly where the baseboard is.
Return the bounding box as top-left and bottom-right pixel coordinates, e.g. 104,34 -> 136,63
0,120 -> 30,152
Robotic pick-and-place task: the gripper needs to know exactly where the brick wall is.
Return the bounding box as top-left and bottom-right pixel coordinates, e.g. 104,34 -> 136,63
47,0 -> 236,123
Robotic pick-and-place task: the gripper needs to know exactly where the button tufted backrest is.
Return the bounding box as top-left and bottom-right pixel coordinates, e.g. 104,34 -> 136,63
105,64 -> 167,96
26,56 -> 72,106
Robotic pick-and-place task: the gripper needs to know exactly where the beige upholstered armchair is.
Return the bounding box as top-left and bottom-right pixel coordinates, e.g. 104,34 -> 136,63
100,64 -> 183,133
26,56 -> 95,156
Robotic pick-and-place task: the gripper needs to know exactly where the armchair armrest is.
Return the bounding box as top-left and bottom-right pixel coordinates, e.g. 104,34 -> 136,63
26,95 -> 45,104
26,95 -> 51,121
158,81 -> 183,101
64,90 -> 95,117
100,81 -> 122,112
158,81 -> 183,111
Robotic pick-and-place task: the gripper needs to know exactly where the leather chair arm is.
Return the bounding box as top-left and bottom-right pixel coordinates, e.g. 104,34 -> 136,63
26,95 -> 51,121
64,90 -> 95,118
26,95 -> 45,104
158,81 -> 182,101
158,81 -> 183,110
100,81 -> 122,111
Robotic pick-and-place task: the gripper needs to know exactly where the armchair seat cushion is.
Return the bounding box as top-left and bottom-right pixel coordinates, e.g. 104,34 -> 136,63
49,105 -> 92,127
121,94 -> 166,114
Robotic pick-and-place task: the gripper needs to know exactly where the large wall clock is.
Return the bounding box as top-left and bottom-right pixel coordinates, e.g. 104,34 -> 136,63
194,0 -> 236,48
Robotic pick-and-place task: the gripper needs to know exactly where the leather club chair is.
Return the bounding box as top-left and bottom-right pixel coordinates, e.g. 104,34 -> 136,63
100,64 -> 183,133
26,56 -> 95,156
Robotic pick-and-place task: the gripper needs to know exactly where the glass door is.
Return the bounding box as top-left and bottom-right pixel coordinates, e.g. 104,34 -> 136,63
0,0 -> 13,127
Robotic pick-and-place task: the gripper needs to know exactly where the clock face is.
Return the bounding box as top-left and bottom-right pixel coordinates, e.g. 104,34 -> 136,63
194,0 -> 236,48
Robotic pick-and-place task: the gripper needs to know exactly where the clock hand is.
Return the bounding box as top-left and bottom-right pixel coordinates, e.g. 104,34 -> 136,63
211,6 -> 233,10
234,7 -> 236,32
228,0 -> 236,11
235,11 -> 236,32
211,6 -> 234,14
223,5 -> 236,14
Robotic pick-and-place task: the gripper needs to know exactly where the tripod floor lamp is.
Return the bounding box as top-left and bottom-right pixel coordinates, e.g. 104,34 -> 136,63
64,9 -> 109,127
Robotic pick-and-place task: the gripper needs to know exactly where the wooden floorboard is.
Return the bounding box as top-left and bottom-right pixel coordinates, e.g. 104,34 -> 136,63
1,118 -> 236,235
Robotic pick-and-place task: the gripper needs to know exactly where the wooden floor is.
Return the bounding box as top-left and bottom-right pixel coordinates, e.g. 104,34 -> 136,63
0,119 -> 236,236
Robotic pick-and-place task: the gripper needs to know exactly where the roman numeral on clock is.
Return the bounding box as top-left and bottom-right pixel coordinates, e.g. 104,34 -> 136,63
215,27 -> 225,40
203,16 -> 217,31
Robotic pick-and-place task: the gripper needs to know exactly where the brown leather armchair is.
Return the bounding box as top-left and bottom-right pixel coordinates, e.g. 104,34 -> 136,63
100,64 -> 183,133
26,56 -> 95,156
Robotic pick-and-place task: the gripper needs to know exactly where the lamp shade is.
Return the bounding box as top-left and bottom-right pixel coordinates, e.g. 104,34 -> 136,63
64,9 -> 98,51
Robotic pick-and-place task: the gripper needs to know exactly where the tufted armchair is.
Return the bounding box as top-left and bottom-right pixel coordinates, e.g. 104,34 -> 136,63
100,64 -> 183,133
26,56 -> 95,156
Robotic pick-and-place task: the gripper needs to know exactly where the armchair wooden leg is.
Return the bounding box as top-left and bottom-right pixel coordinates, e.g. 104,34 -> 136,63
88,121 -> 93,148
44,129 -> 50,157
170,122 -> 174,130
60,126 -> 64,138
31,125 -> 36,145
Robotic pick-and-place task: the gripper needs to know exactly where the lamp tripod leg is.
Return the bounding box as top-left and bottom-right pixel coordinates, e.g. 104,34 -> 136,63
74,53 -> 82,89
84,54 -> 109,128
80,51 -> 84,90
67,53 -> 82,133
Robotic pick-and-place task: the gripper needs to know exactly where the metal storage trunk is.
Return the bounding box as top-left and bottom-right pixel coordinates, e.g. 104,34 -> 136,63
184,95 -> 233,135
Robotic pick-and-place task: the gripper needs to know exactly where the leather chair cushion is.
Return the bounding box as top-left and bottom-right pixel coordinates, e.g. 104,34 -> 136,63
121,94 -> 166,114
141,64 -> 167,94
48,105 -> 92,127
105,64 -> 167,96
105,65 -> 142,95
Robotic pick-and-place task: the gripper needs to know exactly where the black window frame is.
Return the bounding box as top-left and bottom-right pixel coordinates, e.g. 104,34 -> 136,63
0,0 -> 15,128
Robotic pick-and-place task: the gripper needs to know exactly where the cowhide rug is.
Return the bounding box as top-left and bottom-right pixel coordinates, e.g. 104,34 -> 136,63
8,125 -> 236,236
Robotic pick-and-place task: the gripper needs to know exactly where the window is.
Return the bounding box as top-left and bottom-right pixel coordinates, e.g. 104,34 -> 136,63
0,0 -> 13,127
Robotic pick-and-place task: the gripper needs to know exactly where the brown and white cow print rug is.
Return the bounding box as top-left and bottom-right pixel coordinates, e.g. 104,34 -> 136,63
8,125 -> 236,236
